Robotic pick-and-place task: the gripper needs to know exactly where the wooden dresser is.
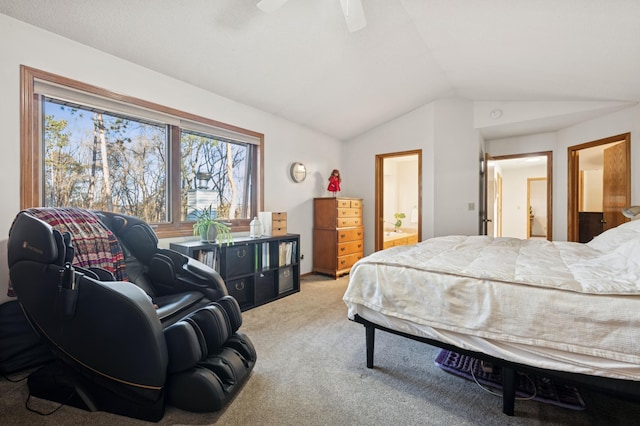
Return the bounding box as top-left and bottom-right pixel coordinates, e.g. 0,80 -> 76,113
313,197 -> 364,279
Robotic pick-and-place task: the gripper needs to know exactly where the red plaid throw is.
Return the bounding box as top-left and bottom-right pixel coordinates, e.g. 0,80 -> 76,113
23,207 -> 128,282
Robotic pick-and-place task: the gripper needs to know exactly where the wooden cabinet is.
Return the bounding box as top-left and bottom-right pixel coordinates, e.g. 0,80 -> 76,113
313,197 -> 364,278
382,232 -> 419,249
578,212 -> 604,243
170,234 -> 300,311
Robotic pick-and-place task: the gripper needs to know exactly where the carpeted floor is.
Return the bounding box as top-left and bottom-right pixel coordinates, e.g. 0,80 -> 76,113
1,275 -> 639,425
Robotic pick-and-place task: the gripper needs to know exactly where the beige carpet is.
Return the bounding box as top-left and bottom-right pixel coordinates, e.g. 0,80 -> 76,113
1,275 -> 639,425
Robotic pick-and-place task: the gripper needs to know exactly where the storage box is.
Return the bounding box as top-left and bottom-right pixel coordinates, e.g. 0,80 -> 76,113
226,277 -> 253,306
224,244 -> 254,278
255,270 -> 275,303
258,211 -> 287,236
278,266 -> 294,294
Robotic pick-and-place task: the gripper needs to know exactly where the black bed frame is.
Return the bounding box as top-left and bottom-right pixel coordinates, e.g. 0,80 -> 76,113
353,314 -> 640,416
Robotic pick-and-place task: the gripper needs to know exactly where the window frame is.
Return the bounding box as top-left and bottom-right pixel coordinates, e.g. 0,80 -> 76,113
20,65 -> 264,238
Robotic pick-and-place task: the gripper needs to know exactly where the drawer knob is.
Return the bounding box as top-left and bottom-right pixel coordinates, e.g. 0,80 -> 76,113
235,281 -> 245,291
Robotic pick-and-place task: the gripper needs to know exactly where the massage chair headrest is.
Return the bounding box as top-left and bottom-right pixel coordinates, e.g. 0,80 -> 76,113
7,212 -> 70,268
97,211 -> 159,263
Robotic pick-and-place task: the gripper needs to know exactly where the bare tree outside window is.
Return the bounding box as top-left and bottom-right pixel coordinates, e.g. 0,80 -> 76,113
180,130 -> 249,221
43,99 -> 168,222
42,97 -> 254,228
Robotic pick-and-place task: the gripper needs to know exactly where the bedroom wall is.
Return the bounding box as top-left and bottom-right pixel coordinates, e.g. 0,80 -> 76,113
342,103 -> 435,255
432,98 -> 480,237
342,98 -> 479,255
0,14 -> 341,300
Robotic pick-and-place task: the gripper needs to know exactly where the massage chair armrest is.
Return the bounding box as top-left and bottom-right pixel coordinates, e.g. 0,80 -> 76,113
149,250 -> 228,301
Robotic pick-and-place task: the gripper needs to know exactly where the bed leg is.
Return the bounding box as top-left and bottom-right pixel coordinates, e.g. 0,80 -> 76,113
502,366 -> 516,416
365,325 -> 375,368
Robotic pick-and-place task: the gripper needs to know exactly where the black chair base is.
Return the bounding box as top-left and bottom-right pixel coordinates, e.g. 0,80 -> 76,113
27,360 -> 165,422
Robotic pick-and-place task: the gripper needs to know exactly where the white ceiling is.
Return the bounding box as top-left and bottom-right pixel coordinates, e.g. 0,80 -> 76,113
2,0 -> 640,141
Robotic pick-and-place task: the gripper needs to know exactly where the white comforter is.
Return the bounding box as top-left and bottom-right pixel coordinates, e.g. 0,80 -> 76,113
343,220 -> 640,375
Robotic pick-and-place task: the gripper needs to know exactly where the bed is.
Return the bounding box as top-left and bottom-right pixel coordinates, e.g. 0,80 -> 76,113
343,219 -> 640,415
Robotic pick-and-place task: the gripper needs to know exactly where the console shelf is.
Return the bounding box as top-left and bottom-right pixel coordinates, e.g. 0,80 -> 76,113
170,234 -> 300,311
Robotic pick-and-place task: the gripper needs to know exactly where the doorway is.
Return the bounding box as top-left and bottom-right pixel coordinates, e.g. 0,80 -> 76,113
527,177 -> 548,238
567,133 -> 631,242
374,150 -> 422,251
484,151 -> 553,240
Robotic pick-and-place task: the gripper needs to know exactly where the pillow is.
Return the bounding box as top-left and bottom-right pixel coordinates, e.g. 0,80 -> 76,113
587,219 -> 640,252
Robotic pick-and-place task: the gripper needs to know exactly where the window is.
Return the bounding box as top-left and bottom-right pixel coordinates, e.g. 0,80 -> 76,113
21,66 -> 263,238
180,129 -> 253,221
43,98 -> 169,221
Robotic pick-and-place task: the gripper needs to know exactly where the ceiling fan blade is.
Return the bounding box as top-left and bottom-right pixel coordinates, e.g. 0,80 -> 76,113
256,0 -> 290,13
339,0 -> 367,32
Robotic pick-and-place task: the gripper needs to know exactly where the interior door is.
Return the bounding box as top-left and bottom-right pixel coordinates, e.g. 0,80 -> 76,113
527,178 -> 547,238
602,142 -> 628,232
483,154 -> 495,236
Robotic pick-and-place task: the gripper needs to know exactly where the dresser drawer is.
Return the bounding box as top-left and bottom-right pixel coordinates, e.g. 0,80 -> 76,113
337,240 -> 363,256
272,219 -> 287,236
337,207 -> 361,218
337,253 -> 363,271
337,217 -> 362,227
337,227 -> 364,243
336,199 -> 362,208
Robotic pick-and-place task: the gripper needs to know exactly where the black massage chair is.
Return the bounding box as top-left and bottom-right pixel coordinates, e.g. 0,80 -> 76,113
7,208 -> 256,422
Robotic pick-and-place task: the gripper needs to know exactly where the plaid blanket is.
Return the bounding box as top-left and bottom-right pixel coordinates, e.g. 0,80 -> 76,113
22,207 -> 128,282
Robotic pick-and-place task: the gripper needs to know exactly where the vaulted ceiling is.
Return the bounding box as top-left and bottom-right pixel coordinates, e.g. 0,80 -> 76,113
2,0 -> 640,140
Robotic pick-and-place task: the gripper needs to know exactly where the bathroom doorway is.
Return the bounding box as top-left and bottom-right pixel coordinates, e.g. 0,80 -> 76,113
374,150 -> 422,251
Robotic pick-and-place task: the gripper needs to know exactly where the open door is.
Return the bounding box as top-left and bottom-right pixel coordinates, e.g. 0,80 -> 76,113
602,142 -> 629,231
527,178 -> 548,238
484,153 -> 495,236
